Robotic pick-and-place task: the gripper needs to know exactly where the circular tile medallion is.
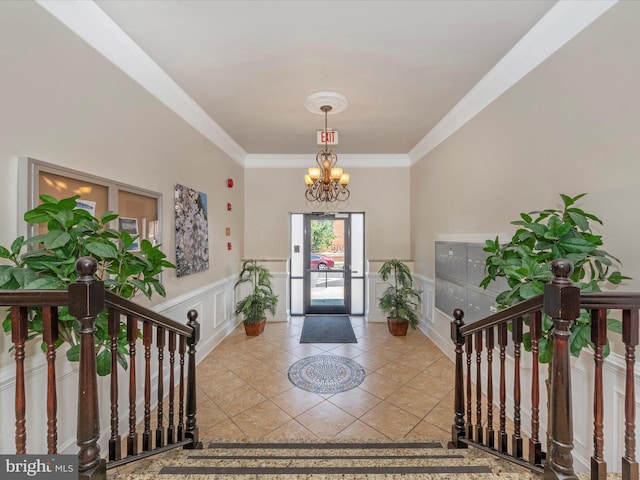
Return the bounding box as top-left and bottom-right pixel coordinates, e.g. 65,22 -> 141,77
288,355 -> 365,394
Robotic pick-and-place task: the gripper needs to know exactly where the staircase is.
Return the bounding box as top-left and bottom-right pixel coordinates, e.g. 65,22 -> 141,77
108,440 -> 538,479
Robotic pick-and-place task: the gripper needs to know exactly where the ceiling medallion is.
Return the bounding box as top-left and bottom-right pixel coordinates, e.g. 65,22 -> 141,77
304,91 -> 349,115
304,99 -> 350,203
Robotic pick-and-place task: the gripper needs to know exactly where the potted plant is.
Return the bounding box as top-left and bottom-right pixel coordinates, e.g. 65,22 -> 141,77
378,259 -> 422,336
234,259 -> 278,336
0,194 -> 175,375
480,193 -> 629,362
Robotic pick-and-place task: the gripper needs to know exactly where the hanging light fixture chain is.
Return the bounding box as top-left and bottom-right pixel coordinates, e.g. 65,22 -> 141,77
322,105 -> 331,152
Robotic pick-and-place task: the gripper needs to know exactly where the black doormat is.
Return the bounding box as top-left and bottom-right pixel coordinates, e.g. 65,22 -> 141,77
299,315 -> 357,344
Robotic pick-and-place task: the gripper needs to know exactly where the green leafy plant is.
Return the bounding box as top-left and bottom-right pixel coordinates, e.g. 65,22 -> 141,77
311,220 -> 337,253
0,194 -> 175,375
378,259 -> 422,329
234,259 -> 278,324
480,193 -> 629,362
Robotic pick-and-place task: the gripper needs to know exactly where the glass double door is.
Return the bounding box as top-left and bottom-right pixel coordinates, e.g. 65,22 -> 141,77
289,212 -> 365,316
305,214 -> 350,314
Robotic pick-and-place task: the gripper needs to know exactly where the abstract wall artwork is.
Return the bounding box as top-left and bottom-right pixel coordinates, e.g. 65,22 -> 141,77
174,183 -> 209,277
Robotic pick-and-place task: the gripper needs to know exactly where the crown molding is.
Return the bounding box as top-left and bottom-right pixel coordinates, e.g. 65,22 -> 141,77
36,0 -> 247,165
244,154 -> 410,169
408,0 -> 618,165
37,1 -> 616,169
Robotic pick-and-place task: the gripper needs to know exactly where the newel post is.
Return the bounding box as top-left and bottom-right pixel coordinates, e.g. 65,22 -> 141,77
449,308 -> 467,449
183,309 -> 202,449
544,259 -> 579,480
68,257 -> 106,480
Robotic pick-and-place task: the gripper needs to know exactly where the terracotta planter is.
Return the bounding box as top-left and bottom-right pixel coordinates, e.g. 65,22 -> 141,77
244,318 -> 266,336
387,318 -> 409,336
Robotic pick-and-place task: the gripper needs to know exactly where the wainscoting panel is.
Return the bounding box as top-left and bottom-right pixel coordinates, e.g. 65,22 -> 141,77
571,362 -> 590,451
368,277 -> 387,322
214,289 -> 226,328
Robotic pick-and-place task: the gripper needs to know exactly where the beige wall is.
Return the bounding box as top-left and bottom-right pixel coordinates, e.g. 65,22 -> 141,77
244,166 -> 411,262
411,0 -> 640,291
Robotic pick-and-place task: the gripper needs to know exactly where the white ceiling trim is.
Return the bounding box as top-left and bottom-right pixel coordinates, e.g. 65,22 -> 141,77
245,154 -> 411,169
408,0 -> 618,165
36,0 -> 247,164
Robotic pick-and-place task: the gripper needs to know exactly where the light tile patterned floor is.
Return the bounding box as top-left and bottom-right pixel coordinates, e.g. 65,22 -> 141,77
195,317 -> 455,442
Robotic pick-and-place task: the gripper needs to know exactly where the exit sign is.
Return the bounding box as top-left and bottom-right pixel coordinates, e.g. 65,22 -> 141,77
317,130 -> 339,145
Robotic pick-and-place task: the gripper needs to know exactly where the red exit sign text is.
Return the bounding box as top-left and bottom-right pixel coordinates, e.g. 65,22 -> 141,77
317,130 -> 339,145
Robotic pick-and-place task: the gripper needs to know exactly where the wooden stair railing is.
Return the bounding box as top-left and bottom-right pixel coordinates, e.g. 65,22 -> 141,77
450,258 -> 639,480
1,257 -> 202,480
1,290 -> 70,458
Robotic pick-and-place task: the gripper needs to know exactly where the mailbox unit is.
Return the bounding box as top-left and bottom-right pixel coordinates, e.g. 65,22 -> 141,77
435,241 -> 508,324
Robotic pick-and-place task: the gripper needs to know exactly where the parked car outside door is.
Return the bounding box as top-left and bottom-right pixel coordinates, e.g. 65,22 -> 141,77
310,254 -> 335,270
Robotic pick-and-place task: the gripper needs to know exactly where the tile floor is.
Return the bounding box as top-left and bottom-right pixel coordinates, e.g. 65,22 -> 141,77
194,317 -> 456,442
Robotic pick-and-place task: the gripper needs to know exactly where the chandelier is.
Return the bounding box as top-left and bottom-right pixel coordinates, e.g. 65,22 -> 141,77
304,105 -> 350,202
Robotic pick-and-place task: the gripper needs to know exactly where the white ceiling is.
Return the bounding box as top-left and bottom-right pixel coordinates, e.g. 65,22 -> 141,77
38,1 -> 617,165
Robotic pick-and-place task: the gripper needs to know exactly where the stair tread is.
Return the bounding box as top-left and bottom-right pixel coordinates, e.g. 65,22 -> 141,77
206,441 -> 445,449
108,438 -> 540,479
160,464 -> 493,474
148,456 -> 486,468
188,453 -> 466,460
